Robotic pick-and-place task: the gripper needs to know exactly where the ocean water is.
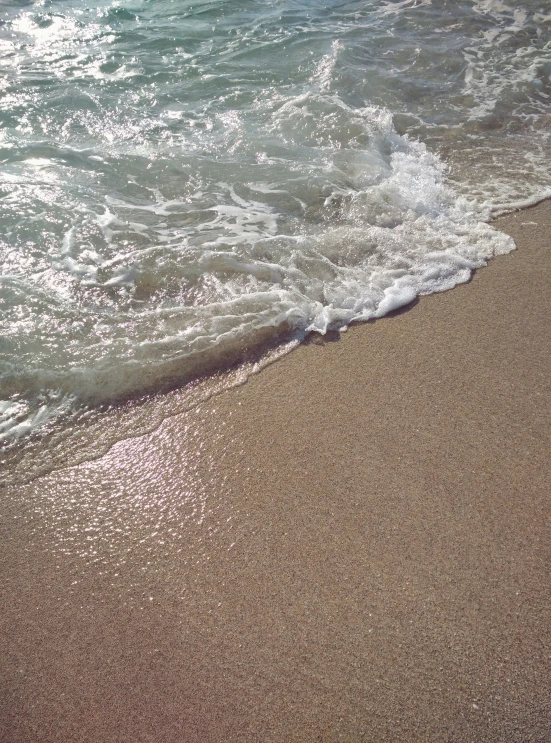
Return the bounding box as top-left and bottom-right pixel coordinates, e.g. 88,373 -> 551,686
1,0 -> 550,452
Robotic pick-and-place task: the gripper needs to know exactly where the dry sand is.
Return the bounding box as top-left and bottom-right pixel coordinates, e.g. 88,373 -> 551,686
1,201 -> 550,743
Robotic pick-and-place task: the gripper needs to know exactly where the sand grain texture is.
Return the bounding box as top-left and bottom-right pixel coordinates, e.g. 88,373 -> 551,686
1,202 -> 550,742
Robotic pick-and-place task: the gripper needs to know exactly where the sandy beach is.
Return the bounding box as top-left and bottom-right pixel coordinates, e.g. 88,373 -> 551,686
1,201 -> 550,742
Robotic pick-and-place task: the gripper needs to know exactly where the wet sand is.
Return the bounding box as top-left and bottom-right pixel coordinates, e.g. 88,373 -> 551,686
1,201 -> 550,742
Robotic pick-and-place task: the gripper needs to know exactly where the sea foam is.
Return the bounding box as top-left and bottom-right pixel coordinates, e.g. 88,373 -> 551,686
1,0 -> 549,449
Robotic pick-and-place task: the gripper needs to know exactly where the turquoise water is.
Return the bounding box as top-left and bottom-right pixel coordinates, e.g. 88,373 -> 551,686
1,0 -> 551,444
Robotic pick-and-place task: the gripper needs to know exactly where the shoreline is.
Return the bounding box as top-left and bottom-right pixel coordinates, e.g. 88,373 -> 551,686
0,196 -> 535,487
1,200 -> 550,742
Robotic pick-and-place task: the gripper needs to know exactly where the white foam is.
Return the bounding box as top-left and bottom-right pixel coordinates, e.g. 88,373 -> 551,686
1,98 -> 515,450
2,0 -> 545,453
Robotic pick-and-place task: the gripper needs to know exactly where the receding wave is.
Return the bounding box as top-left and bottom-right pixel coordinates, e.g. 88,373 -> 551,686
1,0 -> 549,449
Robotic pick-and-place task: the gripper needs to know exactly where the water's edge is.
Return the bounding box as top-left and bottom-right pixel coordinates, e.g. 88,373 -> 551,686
6,196 -> 551,488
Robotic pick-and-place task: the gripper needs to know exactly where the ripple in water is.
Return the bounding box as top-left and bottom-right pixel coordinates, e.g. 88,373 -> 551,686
1,0 -> 550,452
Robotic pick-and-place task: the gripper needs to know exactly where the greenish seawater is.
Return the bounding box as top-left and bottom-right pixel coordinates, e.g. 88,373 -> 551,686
1,0 -> 550,444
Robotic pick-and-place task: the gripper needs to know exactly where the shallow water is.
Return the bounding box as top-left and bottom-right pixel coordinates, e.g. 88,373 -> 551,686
1,0 -> 550,447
